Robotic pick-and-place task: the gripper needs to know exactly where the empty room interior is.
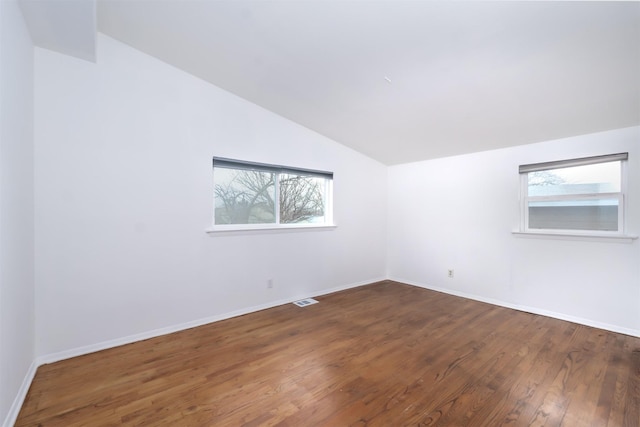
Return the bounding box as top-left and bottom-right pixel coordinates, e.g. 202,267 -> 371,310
2,0 -> 640,425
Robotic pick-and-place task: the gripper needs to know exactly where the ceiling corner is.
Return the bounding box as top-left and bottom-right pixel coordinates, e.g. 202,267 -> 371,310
18,0 -> 96,62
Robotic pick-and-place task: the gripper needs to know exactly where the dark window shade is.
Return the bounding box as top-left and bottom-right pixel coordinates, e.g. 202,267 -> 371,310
213,157 -> 333,180
519,153 -> 628,174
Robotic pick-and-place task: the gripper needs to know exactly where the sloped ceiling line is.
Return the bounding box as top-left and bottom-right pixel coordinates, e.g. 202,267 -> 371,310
19,0 -> 640,165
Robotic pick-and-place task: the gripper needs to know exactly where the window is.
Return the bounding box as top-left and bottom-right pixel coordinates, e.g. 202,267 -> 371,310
212,157 -> 333,229
519,153 -> 628,235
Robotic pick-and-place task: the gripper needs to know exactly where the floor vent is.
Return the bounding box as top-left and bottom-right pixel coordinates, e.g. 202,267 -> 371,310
293,298 -> 319,307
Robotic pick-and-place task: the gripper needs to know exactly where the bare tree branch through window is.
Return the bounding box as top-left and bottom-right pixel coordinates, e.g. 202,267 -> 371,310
214,165 -> 329,226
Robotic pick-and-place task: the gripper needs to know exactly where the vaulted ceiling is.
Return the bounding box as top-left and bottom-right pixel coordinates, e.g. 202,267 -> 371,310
19,0 -> 640,165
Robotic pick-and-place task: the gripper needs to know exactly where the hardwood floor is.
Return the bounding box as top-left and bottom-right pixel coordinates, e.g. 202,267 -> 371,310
16,281 -> 640,426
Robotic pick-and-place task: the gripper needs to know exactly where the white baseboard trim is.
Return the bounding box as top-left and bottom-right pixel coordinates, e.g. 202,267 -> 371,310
37,277 -> 385,366
2,278 -> 382,426
8,277 -> 382,426
391,277 -> 640,338
9,275 -> 636,426
2,360 -> 38,427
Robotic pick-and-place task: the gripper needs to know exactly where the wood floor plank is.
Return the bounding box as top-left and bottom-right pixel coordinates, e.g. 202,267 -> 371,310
15,281 -> 640,426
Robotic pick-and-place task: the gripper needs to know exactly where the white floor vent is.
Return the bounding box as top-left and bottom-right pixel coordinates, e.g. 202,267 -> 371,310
293,298 -> 319,307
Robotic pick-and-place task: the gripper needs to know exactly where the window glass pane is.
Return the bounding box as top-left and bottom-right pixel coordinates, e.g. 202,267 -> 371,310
528,161 -> 620,197
279,174 -> 326,224
214,168 -> 276,224
528,199 -> 618,231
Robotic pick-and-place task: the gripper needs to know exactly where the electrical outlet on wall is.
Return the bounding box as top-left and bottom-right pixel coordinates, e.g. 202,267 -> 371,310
267,279 -> 274,289
448,269 -> 454,278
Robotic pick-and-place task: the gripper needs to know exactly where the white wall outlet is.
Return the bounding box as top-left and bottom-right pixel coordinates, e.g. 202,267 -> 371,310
267,279 -> 274,289
448,269 -> 454,278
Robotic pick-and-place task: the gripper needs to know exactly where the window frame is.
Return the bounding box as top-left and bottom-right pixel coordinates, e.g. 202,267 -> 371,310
518,153 -> 629,237
210,157 -> 334,232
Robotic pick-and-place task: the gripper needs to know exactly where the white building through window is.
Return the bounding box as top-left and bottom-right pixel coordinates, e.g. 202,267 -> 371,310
519,153 -> 628,235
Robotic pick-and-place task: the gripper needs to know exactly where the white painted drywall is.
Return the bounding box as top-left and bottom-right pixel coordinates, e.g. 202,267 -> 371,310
34,34 -> 387,357
0,0 -> 36,425
388,126 -> 640,335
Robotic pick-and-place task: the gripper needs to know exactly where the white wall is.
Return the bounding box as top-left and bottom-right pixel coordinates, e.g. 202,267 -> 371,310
20,17 -> 640,420
0,0 -> 36,425
34,34 -> 387,358
388,126 -> 640,336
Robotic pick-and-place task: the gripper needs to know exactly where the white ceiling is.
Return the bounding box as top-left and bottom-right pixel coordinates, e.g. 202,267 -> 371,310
19,0 -> 96,62
22,1 -> 640,165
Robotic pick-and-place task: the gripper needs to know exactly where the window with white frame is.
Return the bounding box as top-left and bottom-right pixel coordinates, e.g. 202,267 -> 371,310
519,153 -> 628,234
212,157 -> 333,229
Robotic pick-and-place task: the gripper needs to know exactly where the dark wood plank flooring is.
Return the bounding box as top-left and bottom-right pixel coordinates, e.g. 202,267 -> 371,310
16,281 -> 640,426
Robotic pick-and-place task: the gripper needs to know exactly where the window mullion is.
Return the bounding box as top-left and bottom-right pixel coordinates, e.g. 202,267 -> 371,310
326,179 -> 333,225
274,172 -> 281,225
620,160 -> 627,233
521,174 -> 528,232
618,194 -> 624,233
527,192 -> 622,203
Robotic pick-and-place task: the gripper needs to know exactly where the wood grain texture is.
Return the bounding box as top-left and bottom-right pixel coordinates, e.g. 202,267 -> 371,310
16,281 -> 640,426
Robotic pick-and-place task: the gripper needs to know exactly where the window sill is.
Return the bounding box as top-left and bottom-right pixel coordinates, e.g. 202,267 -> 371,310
512,230 -> 638,243
206,224 -> 337,236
